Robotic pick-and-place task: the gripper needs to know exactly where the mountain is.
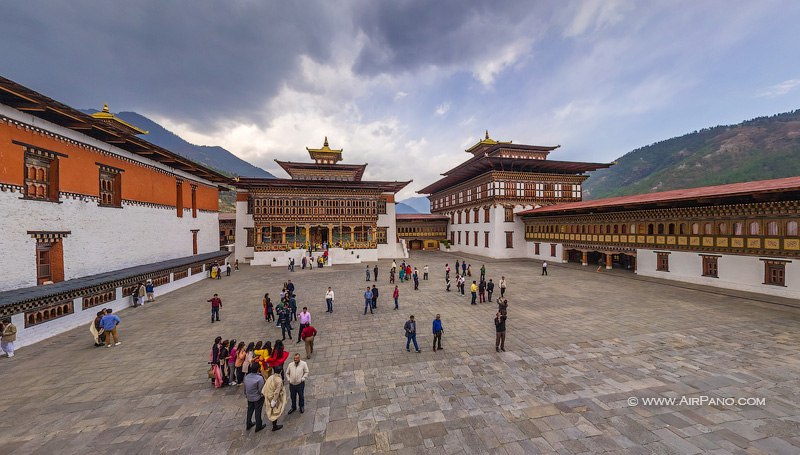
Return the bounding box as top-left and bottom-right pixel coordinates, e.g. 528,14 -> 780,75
583,109 -> 800,200
398,196 -> 431,214
395,202 -> 419,214
83,110 -> 274,179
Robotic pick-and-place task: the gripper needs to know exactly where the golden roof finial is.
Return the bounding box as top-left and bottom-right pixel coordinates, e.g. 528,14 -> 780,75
485,130 -> 490,140
323,136 -> 329,147
102,103 -> 110,113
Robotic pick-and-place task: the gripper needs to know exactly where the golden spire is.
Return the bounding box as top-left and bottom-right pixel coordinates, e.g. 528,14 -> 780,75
102,103 -> 110,113
323,136 -> 329,147
485,130 -> 490,140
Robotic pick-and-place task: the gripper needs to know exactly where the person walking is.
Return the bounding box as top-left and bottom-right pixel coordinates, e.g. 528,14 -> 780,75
500,276 -> 507,298
208,293 -> 222,323
280,305 -> 293,341
398,266 -> 406,283
363,287 -> 374,315
461,261 -> 467,275
145,279 -> 155,303
432,314 -> 444,352
445,275 -> 451,292
404,315 -> 420,353
371,285 -> 379,309
297,307 -> 311,344
393,285 -> 399,310
542,261 -> 548,276
478,279 -> 486,303
90,310 -> 105,347
389,268 -> 395,284
445,263 -> 451,282
423,265 -> 429,281
301,324 -> 317,359
325,287 -> 334,313
0,320 -> 17,358
365,266 -> 371,282
405,264 -> 412,281
470,281 -> 478,305
458,275 -> 465,296
131,282 -> 141,307
480,264 -> 486,281
286,353 -> 309,414
263,366 -> 286,431
373,265 -> 379,282
467,264 -> 472,277
100,309 -> 121,347
287,280 -> 295,297
244,363 -> 267,432
301,255 -> 307,270
495,312 -> 507,352
486,279 -> 494,301
498,298 -> 508,316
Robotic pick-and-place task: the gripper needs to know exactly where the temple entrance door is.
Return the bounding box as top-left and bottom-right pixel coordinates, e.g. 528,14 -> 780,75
321,228 -> 329,244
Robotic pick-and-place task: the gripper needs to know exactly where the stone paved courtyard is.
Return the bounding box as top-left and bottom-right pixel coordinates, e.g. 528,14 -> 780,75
1,251 -> 800,454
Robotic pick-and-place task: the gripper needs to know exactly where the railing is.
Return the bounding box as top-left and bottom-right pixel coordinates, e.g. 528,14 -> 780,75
254,242 -> 377,252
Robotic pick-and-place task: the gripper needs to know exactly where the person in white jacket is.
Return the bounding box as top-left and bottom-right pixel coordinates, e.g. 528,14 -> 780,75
325,287 -> 334,313
286,353 -> 309,414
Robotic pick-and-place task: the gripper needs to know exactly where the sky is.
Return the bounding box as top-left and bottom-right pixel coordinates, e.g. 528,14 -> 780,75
2,0 -> 800,199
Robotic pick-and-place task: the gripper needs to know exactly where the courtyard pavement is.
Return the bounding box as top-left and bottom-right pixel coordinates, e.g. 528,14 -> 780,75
1,251 -> 799,454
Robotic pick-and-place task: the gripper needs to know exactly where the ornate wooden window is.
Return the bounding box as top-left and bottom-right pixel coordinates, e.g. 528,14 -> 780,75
176,180 -> 184,217
550,244 -> 557,257
457,231 -> 461,245
484,207 -> 490,223
788,221 -> 798,236
474,231 -> 478,246
505,231 -> 513,249
704,222 -> 713,235
691,223 -> 699,235
191,185 -> 197,218
450,231 -> 455,244
657,223 -> 664,235
767,221 -> 779,236
648,224 -> 655,235
542,183 -> 555,198
377,199 -> 387,214
465,230 -> 469,245
30,231 -> 69,284
377,227 -> 388,244
701,255 -> 719,278
450,212 -> 455,224
465,209 -> 470,224
457,211 -> 462,224
656,252 -> 669,272
763,260 -> 786,286
24,149 -> 60,202
534,243 -> 540,255
484,231 -> 489,248
504,207 -> 514,222
245,228 -> 254,247
749,221 -> 760,235
733,222 -> 743,235
473,209 -> 479,223
718,222 -> 727,235
97,164 -> 122,208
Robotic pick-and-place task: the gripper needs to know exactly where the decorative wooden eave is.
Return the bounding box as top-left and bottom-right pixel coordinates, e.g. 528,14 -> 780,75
90,104 -> 148,135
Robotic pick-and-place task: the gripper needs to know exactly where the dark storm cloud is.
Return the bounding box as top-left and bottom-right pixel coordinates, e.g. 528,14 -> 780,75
352,0 -> 548,77
0,1 -> 340,126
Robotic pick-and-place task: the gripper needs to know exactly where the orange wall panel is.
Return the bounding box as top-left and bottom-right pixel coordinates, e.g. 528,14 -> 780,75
0,122 -> 218,209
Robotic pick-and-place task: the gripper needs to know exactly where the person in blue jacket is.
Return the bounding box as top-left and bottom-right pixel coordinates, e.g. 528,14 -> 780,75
432,314 -> 444,352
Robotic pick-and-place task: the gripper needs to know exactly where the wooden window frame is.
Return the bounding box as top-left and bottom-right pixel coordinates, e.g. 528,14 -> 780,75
656,252 -> 670,272
505,231 -> 513,249
23,151 -> 61,202
550,243 -> 557,257
176,180 -> 184,218
504,207 -> 514,222
701,255 -> 719,278
762,260 -> 788,287
484,231 -> 489,248
97,164 -> 123,208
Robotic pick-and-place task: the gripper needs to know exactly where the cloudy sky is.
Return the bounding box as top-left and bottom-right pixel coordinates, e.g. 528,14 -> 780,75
3,1 -> 800,198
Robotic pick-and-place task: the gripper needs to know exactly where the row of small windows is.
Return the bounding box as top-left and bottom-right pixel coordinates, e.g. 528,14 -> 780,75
531,220 -> 800,237
432,182 -> 581,209
656,253 -> 786,287
397,226 -> 447,234
248,198 -> 385,215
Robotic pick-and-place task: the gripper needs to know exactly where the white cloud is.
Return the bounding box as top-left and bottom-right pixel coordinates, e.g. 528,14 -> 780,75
563,0 -> 631,37
435,102 -> 451,116
394,91 -> 408,101
758,79 -> 800,98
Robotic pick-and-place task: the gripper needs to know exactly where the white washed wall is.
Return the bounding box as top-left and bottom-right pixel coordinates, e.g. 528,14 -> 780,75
1,190 -> 218,291
446,204 -> 533,259
637,249 -> 800,299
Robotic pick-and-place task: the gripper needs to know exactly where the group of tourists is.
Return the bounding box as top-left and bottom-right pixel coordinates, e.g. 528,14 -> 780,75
402,313 -> 445,353
210,261 -> 233,279
131,280 -> 155,307
209,336 -> 311,432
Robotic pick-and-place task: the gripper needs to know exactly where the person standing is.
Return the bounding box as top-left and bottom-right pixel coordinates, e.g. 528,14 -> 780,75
280,305 -> 293,341
467,264 -> 472,277
263,366 -> 286,431
480,264 -> 486,281
287,280 -> 295,297
404,315 -> 420,353
290,257 -> 295,272
478,279 -> 486,303
325,287 -> 334,313
495,312 -> 507,352
542,261 -> 548,276
470,281 -> 478,305
458,275 -> 465,296
286,353 -> 309,414
392,259 -> 397,272
365,266 -> 371,282
413,268 -> 419,290
500,276 -> 507,298
288,294 -> 298,322
363,287 -> 374,315
406,264 -> 412,281
100,309 -> 121,347
226,262 -> 232,277
234,259 -> 239,271
208,293 -> 222,323
301,324 -> 317,359
138,282 -> 147,306
371,285 -> 379,309
0,320 -> 17,358
432,314 -> 444,352
393,285 -> 399,310
244,363 -> 267,432
423,265 -> 429,281
461,261 -> 467,275
389,268 -> 395,284
445,263 -> 451,282
445,275 -> 451,292
301,256 -> 307,270
373,265 -> 379,282
455,260 -> 460,276
145,280 -> 155,303
297,307 -> 311,344
486,279 -> 494,301
398,266 -> 406,283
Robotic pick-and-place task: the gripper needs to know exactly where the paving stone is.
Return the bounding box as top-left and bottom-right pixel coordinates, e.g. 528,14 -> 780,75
1,252 -> 799,453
